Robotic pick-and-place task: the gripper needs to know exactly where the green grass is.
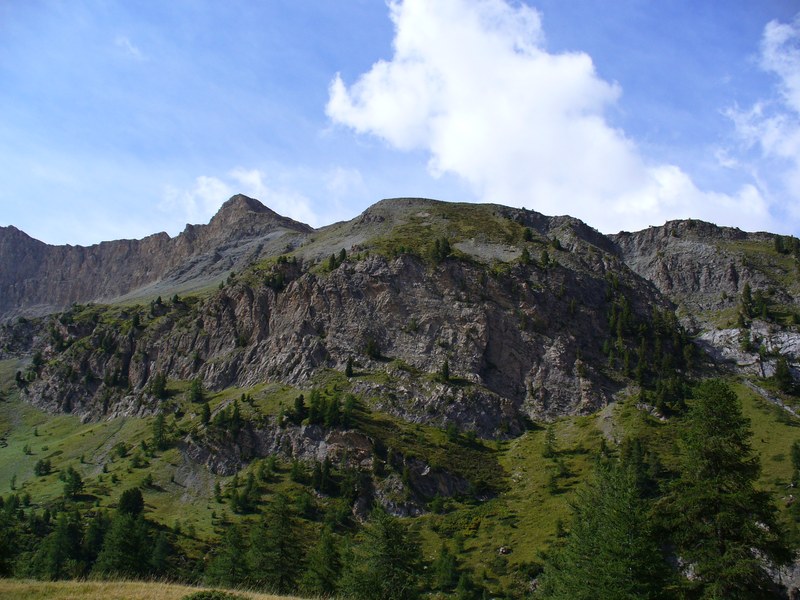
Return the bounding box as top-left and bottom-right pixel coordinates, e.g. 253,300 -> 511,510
718,239 -> 800,293
732,381 -> 800,491
368,202 -> 528,262
3,370 -> 799,595
0,579 -> 296,600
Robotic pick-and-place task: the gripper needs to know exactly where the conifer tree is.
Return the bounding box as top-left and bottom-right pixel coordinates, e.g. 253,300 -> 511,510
792,440 -> 800,484
302,525 -> 341,596
339,506 -> 423,600
117,487 -> 144,516
431,543 -> 458,592
188,377 -> 204,403
542,424 -> 556,459
60,466 -> 83,499
206,523 -> 249,587
345,356 -> 354,378
82,510 -> 110,566
150,530 -> 170,574
151,413 -> 167,450
92,513 -> 151,577
247,492 -> 304,592
149,372 -> 168,399
31,512 -> 82,580
662,379 -> 791,598
774,356 -> 794,393
536,456 -> 671,599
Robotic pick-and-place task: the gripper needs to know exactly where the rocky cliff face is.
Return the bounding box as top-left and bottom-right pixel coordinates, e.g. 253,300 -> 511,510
3,197 -> 692,432
613,219 -> 800,379
17,248 -> 663,433
7,197 -> 799,431
0,195 -> 311,321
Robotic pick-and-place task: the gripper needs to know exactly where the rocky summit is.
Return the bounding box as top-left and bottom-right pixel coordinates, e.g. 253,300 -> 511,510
1,196 -> 800,597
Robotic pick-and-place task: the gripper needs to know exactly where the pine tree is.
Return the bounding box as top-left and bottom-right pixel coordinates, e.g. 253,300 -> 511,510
741,282 -> 754,318
150,530 -> 170,574
536,457 -> 671,599
82,510 -> 110,566
542,425 -> 557,458
231,399 -> 242,437
302,525 -> 341,596
342,393 -> 356,428
661,379 -> 792,598
31,512 -> 82,580
92,513 -> 151,577
151,412 -> 167,450
440,359 -> 450,382
188,377 -> 204,403
206,523 -> 249,587
345,356 -> 354,378
774,356 -> 794,393
246,492 -> 304,592
61,466 -> 83,499
792,440 -> 800,484
149,372 -> 168,399
117,487 -> 144,516
339,506 -> 423,600
431,543 -> 458,591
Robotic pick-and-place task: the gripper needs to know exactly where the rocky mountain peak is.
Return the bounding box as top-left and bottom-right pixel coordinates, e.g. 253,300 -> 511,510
212,194 -> 275,222
205,194 -> 313,236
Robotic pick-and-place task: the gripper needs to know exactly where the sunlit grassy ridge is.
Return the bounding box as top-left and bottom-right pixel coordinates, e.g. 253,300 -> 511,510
0,579 -> 296,600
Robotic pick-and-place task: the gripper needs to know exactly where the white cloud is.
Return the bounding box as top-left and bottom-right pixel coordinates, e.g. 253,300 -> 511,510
160,168 -> 320,231
325,167 -> 366,199
114,35 -> 144,60
161,175 -> 233,226
229,167 -> 318,226
327,0 -> 779,233
726,15 -> 800,219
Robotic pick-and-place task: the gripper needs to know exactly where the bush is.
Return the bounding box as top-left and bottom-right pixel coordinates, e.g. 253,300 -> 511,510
182,591 -> 248,600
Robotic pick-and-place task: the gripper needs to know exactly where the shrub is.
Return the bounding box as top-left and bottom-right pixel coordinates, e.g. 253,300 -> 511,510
182,591 -> 248,600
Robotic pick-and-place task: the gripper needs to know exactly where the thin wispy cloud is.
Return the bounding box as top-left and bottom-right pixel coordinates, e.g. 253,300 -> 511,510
114,35 -> 144,60
726,14 -> 800,219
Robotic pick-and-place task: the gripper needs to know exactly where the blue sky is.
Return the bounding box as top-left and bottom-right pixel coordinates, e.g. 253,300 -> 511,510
1,0 -> 799,245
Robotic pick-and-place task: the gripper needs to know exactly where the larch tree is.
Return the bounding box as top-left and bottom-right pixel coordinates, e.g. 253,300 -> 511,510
536,455 -> 672,600
662,379 -> 791,599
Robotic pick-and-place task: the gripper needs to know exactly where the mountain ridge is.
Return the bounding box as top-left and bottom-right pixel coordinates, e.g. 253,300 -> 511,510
2,195 -> 800,596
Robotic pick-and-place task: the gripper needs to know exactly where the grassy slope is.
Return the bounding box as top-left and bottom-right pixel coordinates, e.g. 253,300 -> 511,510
3,340 -> 800,593
2,363 -> 798,548
0,579 -> 295,600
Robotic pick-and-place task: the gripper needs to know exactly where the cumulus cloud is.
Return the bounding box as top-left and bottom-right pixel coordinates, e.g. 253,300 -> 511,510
327,0 -> 778,233
727,14 -> 800,218
229,167 -> 318,226
161,176 -> 233,226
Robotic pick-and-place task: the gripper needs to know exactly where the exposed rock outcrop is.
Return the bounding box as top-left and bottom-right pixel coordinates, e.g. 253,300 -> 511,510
0,195 -> 311,321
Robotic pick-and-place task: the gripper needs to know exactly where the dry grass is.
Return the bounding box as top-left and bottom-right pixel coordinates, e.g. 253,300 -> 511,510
0,579 -> 300,600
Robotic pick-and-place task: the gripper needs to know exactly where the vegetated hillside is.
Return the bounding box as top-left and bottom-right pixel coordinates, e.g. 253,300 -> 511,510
1,196 -> 800,598
614,219 -> 800,381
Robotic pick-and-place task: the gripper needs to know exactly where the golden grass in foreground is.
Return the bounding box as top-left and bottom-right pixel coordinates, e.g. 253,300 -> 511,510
0,579 -> 301,600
